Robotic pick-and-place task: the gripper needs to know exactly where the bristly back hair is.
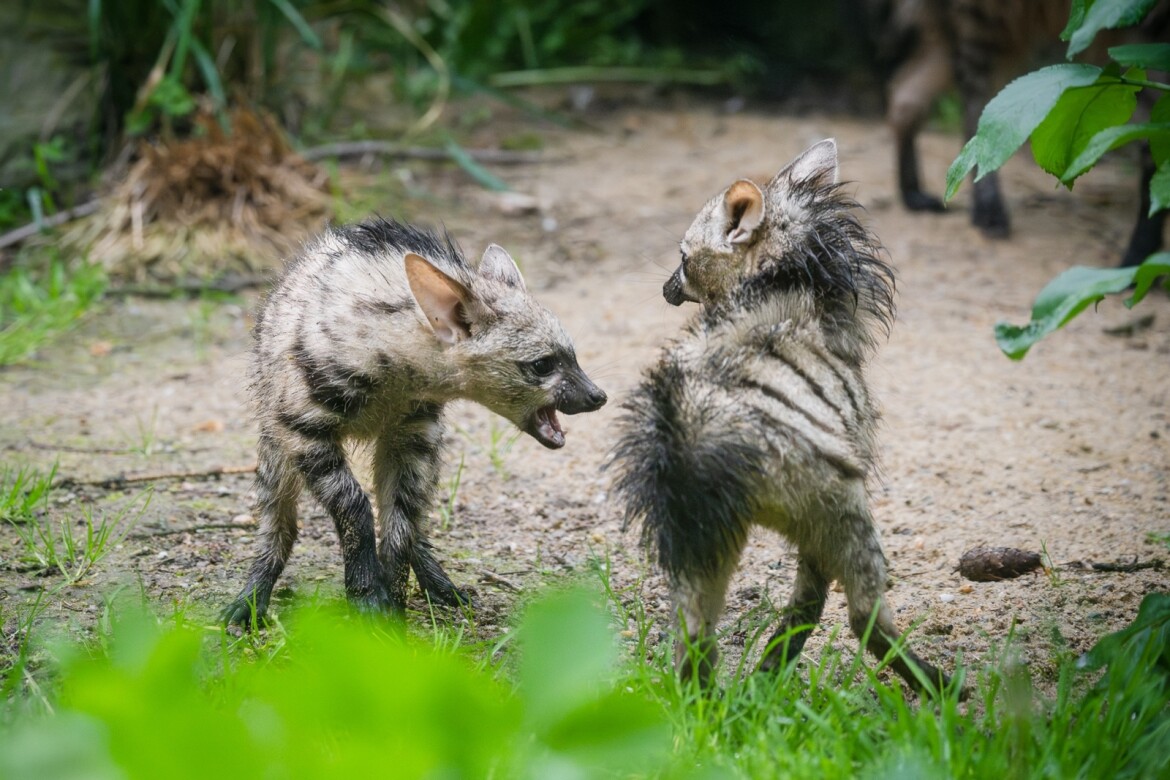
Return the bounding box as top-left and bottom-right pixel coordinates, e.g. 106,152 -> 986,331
723,177 -> 896,350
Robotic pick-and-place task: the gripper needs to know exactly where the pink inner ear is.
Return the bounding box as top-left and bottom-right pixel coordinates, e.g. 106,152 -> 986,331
725,180 -> 764,241
404,253 -> 473,345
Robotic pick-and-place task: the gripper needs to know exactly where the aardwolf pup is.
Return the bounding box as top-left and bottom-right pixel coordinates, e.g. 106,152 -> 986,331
223,218 -> 606,627
612,140 -> 950,692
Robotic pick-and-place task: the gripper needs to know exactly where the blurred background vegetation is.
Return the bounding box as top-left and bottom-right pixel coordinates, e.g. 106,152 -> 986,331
0,0 -> 883,237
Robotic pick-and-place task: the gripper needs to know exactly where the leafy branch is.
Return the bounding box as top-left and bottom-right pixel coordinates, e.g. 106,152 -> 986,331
944,0 -> 1170,359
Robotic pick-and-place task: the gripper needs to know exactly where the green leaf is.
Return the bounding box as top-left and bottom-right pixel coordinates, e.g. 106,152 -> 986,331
994,254 -> 1170,358
1030,76 -> 1138,182
1129,251 -> 1170,303
945,64 -> 1101,201
1151,162 -> 1170,216
537,689 -> 671,775
1066,0 -> 1161,58
1107,42 -> 1170,71
1061,122 -> 1170,182
517,588 -> 618,729
1078,592 -> 1170,675
1060,0 -> 1090,43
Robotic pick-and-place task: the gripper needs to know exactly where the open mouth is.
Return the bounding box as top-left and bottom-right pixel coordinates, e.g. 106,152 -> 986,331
526,405 -> 565,449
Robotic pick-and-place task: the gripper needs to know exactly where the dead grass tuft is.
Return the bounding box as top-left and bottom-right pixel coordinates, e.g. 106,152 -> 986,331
63,108 -> 332,282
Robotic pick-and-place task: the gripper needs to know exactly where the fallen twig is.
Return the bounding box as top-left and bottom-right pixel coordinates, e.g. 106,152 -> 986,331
301,140 -> 563,165
0,199 -> 101,256
1089,558 -> 1163,573
58,463 -> 257,490
20,439 -> 139,455
479,570 -> 522,592
105,274 -> 269,298
131,521 -> 255,538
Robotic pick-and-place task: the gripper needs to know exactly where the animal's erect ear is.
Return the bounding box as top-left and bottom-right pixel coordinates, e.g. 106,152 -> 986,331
776,138 -> 839,187
404,252 -> 473,345
723,179 -> 765,244
479,243 -> 526,290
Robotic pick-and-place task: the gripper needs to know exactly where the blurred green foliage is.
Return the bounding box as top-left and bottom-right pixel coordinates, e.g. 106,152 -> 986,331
0,256 -> 106,366
945,0 -> 1170,357
0,588 -> 671,779
2,580 -> 1170,778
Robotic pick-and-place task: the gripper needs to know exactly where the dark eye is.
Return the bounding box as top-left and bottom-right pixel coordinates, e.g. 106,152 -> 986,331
680,251 -> 689,268
528,356 -> 557,377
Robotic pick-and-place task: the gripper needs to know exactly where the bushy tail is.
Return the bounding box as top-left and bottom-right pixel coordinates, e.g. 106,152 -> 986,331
610,358 -> 765,579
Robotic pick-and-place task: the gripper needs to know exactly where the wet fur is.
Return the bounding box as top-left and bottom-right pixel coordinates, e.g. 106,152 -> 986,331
224,217 -> 605,626
612,140 -> 952,693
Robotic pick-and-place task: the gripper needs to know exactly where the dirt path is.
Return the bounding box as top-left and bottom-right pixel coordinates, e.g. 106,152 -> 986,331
2,106 -> 1167,689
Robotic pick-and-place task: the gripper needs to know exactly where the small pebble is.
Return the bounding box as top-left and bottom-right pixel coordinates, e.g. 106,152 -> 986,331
939,593 -> 956,603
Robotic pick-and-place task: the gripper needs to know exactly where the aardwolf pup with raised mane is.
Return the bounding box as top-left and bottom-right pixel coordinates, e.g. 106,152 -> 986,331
223,218 -> 606,627
612,140 -> 950,692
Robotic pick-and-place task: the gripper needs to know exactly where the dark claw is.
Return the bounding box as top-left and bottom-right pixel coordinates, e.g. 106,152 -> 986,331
349,580 -> 399,616
220,596 -> 268,631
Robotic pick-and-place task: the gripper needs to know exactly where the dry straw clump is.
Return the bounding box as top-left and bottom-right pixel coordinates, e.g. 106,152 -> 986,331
64,108 -> 332,283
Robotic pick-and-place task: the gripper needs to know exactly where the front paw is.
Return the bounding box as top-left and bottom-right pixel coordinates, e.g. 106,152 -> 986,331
349,579 -> 402,616
221,597 -> 267,631
425,581 -> 477,611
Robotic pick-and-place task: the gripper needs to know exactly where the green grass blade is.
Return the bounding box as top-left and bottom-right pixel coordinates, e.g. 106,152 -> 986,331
189,38 -> 227,115
443,138 -> 510,191
267,0 -> 322,51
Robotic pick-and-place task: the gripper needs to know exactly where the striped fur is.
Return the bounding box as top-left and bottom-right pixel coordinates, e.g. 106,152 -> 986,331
612,140 -> 951,693
223,217 -> 606,627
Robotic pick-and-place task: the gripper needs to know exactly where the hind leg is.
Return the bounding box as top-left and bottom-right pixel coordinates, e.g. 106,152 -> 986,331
1120,142 -> 1166,267
223,431 -> 301,628
375,404 -> 470,611
954,23 -> 1010,237
836,513 -> 950,693
757,554 -> 830,672
669,544 -> 743,688
888,39 -> 952,212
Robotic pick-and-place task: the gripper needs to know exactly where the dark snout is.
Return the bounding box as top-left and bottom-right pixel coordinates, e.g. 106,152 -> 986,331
663,267 -> 697,306
558,369 -> 607,415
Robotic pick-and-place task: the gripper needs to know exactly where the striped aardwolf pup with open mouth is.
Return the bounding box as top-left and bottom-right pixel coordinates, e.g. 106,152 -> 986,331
612,139 -> 952,693
223,218 -> 607,627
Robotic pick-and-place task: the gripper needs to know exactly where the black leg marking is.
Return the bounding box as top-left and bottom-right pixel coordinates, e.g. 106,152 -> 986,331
971,172 -> 1010,238
223,432 -> 301,628
297,442 -> 391,613
898,132 -> 945,213
836,517 -> 953,696
373,404 -> 469,610
1121,143 -> 1166,267
758,556 -> 830,672
412,539 -> 473,609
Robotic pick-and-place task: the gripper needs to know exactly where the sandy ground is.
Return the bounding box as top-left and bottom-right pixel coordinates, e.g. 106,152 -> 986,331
2,103 -> 1168,692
